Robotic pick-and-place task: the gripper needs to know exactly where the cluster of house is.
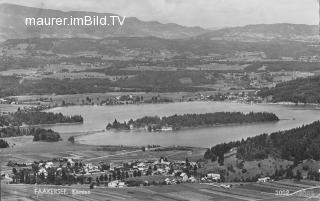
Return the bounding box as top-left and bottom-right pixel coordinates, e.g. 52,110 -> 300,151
189,91 -> 263,104
257,177 -> 272,183
164,173 -> 197,185
0,97 -> 16,105
0,97 -> 56,110
100,95 -> 144,105
4,157 -> 220,188
21,105 -> 52,112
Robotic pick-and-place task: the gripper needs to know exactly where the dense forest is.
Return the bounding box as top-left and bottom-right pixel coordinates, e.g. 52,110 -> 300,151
106,112 -> 279,131
204,121 -> 320,165
1,110 -> 83,126
258,76 -> 320,103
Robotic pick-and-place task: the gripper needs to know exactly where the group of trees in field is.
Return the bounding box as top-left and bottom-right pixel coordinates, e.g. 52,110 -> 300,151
205,121 -> 320,165
107,112 -> 279,131
0,126 -> 61,142
258,75 -> 320,104
0,110 -> 78,144
32,128 -> 61,142
0,110 -> 81,142
0,139 -> 9,148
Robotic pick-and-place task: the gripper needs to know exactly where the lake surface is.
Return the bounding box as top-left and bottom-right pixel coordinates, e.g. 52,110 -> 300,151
45,102 -> 320,147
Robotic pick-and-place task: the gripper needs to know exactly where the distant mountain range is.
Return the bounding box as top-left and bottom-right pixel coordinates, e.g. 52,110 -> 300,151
198,24 -> 319,42
1,3 -> 319,43
0,3 -> 207,41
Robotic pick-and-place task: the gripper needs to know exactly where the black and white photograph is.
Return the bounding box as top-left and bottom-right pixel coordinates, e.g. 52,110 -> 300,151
1,0 -> 320,200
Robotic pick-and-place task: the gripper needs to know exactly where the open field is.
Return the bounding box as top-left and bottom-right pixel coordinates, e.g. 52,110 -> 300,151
2,181 -> 318,201
0,104 -> 23,113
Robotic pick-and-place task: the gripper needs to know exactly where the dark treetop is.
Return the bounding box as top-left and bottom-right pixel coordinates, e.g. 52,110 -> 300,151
205,121 -> 320,164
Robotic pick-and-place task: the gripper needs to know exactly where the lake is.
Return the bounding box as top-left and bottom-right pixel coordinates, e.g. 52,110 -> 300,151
45,102 -> 320,147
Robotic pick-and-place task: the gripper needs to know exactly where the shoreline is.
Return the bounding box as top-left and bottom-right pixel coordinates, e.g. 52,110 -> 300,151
3,99 -> 320,114
105,119 -> 280,133
47,100 -> 320,108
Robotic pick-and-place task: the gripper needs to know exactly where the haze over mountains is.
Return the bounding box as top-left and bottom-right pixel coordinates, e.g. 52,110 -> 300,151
199,24 -> 320,42
0,3 -> 207,41
1,3 -> 320,43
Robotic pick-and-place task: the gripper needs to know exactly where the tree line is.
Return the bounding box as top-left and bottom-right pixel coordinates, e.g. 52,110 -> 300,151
10,110 -> 83,126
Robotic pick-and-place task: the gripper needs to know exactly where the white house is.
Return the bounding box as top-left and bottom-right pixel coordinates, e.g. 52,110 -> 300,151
108,180 -> 119,188
188,176 -> 196,183
220,184 -> 231,189
45,162 -> 54,169
2,174 -> 13,184
84,163 -> 100,173
137,163 -> 146,168
118,182 -> 126,188
38,168 -> 48,178
207,173 -> 220,181
257,177 -> 270,183
180,172 -> 188,182
161,127 -> 173,131
165,178 -> 171,184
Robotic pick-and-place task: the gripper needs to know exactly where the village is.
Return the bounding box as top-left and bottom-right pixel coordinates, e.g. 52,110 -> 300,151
1,156 -> 231,189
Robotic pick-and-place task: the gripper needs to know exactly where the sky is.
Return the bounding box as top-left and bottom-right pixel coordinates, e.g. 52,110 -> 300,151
0,0 -> 319,28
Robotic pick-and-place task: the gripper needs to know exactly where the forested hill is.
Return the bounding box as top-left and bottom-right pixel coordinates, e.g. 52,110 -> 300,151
258,76 -> 320,104
0,3 -> 206,41
205,121 -> 320,164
